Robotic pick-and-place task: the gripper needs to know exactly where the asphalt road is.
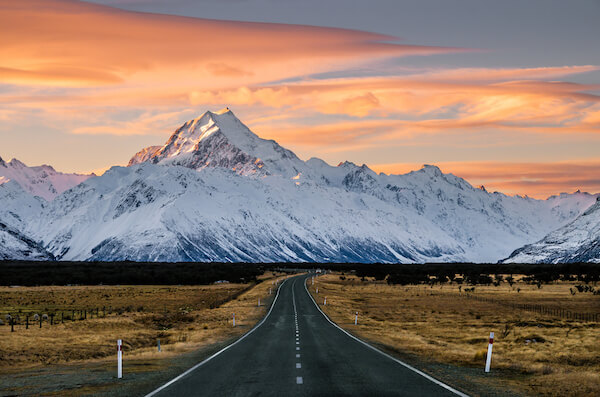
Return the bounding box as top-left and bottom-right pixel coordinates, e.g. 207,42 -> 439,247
147,274 -> 466,396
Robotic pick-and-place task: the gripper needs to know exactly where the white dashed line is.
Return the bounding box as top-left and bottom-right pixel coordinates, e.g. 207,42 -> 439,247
296,354 -> 300,358
296,377 -> 303,384
296,363 -> 301,369
296,347 -> 300,351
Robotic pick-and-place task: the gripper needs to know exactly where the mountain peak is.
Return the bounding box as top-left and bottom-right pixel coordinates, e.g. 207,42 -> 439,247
8,158 -> 26,168
419,164 -> 443,177
128,108 -> 303,177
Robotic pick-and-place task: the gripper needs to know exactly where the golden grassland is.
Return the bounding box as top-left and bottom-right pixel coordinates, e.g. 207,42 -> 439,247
308,273 -> 600,396
0,272 -> 292,371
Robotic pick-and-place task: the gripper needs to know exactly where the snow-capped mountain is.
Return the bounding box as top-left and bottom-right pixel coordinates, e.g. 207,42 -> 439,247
0,156 -> 92,201
504,196 -> 600,263
129,108 -> 304,178
19,108 -> 598,263
29,164 -> 465,262
0,181 -> 52,259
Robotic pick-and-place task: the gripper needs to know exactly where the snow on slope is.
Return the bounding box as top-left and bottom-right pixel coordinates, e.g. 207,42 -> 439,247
20,109 -> 596,263
0,181 -> 52,259
0,156 -> 92,201
29,164 -> 464,262
504,197 -> 600,263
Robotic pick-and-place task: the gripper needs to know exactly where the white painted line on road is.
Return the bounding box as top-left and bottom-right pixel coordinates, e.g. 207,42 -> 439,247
296,363 -> 301,369
296,354 -> 300,358
145,278 -> 290,397
296,347 -> 300,351
296,376 -> 303,384
303,277 -> 470,397
296,341 -> 299,344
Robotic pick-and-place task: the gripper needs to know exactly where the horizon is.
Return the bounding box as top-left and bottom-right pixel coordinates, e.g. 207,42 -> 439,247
1,0 -> 599,198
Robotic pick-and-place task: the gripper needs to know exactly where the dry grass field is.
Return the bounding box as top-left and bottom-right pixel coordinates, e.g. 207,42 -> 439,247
308,273 -> 600,396
0,272 -> 291,378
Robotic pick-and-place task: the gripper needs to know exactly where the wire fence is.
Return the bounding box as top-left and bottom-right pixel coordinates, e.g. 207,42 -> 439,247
459,293 -> 599,322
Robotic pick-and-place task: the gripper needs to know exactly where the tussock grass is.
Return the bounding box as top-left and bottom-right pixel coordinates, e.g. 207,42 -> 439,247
309,274 -> 599,396
0,272 -> 292,371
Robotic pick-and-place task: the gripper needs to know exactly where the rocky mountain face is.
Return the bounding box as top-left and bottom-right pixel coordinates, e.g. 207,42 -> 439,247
0,181 -> 53,260
2,108 -> 598,263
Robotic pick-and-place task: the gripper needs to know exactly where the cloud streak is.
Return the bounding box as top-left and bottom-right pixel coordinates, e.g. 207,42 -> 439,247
0,0 -> 459,88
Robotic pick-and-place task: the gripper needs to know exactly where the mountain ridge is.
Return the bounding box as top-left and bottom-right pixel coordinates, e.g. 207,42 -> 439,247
0,157 -> 93,201
1,109 -> 599,263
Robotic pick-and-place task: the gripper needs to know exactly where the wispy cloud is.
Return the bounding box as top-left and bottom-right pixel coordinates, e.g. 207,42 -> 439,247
0,0 -> 459,89
1,0 -> 599,198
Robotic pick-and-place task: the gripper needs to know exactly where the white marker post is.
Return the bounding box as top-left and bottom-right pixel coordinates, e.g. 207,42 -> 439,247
233,313 -> 236,327
324,297 -> 327,305
312,277 -> 314,285
258,298 -> 261,307
117,339 -> 123,379
157,338 -> 161,352
316,287 -> 319,294
269,288 -> 272,295
485,332 -> 494,373
354,312 -> 358,325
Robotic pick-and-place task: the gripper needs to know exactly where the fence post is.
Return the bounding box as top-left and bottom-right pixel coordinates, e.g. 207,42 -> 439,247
157,338 -> 161,352
26,315 -> 29,329
10,317 -> 14,332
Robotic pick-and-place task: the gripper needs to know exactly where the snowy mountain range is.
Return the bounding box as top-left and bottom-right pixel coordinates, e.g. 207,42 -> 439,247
1,108 -> 599,263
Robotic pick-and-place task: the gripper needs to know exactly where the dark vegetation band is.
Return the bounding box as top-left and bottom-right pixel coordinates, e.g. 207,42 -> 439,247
0,261 -> 598,286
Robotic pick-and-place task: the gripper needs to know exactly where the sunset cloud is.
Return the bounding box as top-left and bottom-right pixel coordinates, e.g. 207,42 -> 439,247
0,0 -> 458,89
1,0 -> 599,198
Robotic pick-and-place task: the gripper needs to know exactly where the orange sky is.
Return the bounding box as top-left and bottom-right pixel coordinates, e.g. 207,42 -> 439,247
1,0 -> 599,198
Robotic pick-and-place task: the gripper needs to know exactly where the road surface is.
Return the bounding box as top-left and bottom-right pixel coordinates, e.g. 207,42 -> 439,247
147,274 -> 466,396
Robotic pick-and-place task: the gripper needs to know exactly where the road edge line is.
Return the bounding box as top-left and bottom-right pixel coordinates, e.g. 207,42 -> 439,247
145,277 -> 290,397
303,276 -> 470,397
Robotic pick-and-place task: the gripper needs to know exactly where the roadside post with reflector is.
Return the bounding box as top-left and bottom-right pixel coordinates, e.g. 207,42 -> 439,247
117,339 -> 123,379
485,332 -> 494,373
